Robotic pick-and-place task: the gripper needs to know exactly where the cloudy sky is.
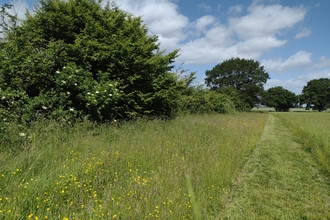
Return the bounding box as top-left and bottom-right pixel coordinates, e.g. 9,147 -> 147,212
4,0 -> 330,94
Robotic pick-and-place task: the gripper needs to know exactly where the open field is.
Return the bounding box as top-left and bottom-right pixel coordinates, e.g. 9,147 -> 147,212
251,107 -> 329,112
0,113 -> 267,219
223,114 -> 330,219
275,112 -> 330,174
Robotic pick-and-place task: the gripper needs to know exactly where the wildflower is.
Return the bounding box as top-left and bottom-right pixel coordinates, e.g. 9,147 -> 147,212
63,218 -> 69,220
69,108 -> 74,111
19,133 -> 26,137
56,71 -> 60,74
87,92 -> 91,95
109,84 -> 113,86
1,96 -> 5,100
109,94 -> 112,96
95,91 -> 99,94
74,83 -> 77,86
42,106 -> 48,110
63,66 -> 66,69
67,92 -> 70,95
61,80 -> 66,84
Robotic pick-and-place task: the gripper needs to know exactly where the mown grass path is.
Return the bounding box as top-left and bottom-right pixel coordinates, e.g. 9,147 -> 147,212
220,114 -> 330,219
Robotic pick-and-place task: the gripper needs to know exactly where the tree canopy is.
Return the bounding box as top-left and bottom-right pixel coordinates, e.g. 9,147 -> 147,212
0,0 -> 180,122
262,86 -> 296,112
301,78 -> 330,112
205,57 -> 270,109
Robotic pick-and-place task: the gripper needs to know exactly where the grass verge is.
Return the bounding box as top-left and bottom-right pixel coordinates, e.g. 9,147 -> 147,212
275,112 -> 330,174
222,114 -> 330,219
0,113 -> 267,219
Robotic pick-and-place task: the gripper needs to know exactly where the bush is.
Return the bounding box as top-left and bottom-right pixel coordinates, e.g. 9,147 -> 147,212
0,0 -> 179,123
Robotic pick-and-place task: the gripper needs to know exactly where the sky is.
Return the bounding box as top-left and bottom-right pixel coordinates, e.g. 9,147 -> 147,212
2,0 -> 330,94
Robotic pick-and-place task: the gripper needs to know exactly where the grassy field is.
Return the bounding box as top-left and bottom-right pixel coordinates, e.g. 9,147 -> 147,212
251,107 -> 325,112
0,113 -> 267,219
223,114 -> 330,219
275,112 -> 330,174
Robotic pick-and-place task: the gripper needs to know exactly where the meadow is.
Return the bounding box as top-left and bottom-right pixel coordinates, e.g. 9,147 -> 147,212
0,113 -> 268,219
275,112 -> 330,174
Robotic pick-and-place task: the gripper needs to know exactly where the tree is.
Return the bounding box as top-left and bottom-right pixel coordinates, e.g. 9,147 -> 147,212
205,57 -> 270,109
262,86 -> 296,112
301,78 -> 330,112
0,0 -> 179,122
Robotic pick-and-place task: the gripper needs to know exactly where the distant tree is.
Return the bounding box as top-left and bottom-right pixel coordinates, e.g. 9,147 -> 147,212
0,0 -> 180,122
301,78 -> 330,112
262,86 -> 296,112
205,57 -> 270,109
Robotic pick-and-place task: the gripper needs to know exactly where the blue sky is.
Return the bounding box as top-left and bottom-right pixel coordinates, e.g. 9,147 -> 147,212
3,0 -> 330,94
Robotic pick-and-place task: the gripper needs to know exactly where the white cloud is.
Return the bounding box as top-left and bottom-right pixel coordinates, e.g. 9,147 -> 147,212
228,4 -> 244,14
265,69 -> 330,94
262,51 -> 312,74
114,0 -> 310,65
314,56 -> 330,68
117,0 -> 189,40
8,0 -> 28,20
295,27 -> 311,39
198,3 -> 212,12
229,3 -> 307,39
195,15 -> 216,34
237,37 -> 287,58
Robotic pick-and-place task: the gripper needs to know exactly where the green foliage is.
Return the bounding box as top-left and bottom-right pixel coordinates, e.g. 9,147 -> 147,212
0,0 -> 179,123
262,86 -> 297,112
205,57 -> 270,109
179,88 -> 235,114
301,78 -> 330,112
217,86 -> 251,111
172,67 -> 235,115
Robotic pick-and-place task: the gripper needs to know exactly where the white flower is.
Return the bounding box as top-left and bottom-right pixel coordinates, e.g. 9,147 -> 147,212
63,66 -> 66,69
74,83 -> 77,86
109,94 -> 112,96
67,92 -> 70,95
61,80 -> 66,84
42,106 -> 48,110
109,84 -> 113,86
113,119 -> 117,123
1,96 -> 5,100
87,92 -> 91,95
69,108 -> 74,111
56,71 -> 60,74
95,91 -> 99,94
19,133 -> 26,137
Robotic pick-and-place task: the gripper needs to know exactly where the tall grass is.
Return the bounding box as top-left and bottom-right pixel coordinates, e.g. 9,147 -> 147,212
0,113 -> 267,219
275,112 -> 330,174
